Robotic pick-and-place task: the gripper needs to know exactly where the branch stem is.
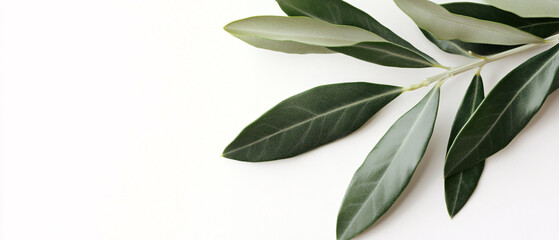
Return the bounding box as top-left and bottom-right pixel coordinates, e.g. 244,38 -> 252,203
403,33 -> 559,92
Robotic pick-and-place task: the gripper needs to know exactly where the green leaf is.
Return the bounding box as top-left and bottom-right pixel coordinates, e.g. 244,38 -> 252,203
441,3 -> 559,39
551,73 -> 559,93
445,74 -> 485,218
445,44 -> 559,177
229,35 -> 333,54
422,2 -> 559,57
276,0 -> 440,68
275,0 -> 425,54
223,83 -> 402,161
483,0 -> 559,18
329,42 -> 440,68
337,87 -> 439,240
224,16 -> 387,54
395,0 -> 544,45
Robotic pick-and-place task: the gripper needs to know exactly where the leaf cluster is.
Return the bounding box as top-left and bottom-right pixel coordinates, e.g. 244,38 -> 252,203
222,0 -> 559,239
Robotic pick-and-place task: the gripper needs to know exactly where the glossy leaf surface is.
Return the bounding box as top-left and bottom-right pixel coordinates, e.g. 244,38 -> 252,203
422,2 -> 559,56
483,0 -> 559,18
224,16 -> 387,54
395,0 -> 543,45
337,87 -> 439,240
276,0 -> 439,67
223,83 -> 402,161
445,44 -> 559,177
445,74 -> 485,217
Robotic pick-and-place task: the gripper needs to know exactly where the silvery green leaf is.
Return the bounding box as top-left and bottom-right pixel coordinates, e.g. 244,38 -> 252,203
483,0 -> 559,18
395,0 -> 544,45
422,2 -> 559,57
224,16 -> 386,54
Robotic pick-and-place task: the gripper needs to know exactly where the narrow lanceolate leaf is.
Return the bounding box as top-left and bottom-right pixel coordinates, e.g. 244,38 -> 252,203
422,2 -> 559,57
395,0 -> 544,45
483,0 -> 559,18
445,44 -> 559,177
223,83 -> 402,161
276,0 -> 440,68
224,16 -> 386,54
337,87 -> 439,240
445,74 -> 485,218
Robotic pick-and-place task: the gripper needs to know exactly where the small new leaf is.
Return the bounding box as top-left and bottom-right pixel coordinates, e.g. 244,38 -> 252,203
223,83 -> 402,161
337,87 -> 439,240
445,44 -> 559,177
445,74 -> 485,217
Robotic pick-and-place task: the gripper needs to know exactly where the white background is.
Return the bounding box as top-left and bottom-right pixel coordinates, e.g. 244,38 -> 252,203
2,0 -> 559,239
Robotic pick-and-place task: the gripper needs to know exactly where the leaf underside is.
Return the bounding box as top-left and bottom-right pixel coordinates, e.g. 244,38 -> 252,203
445,44 -> 559,177
224,16 -> 391,54
423,2 -> 559,57
276,0 -> 439,67
395,0 -> 543,46
337,87 -> 440,240
223,83 -> 402,161
234,35 -> 334,54
483,0 -> 559,18
445,74 -> 486,217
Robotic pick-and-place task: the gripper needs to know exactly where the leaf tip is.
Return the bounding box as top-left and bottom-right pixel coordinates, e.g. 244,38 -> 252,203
447,206 -> 457,218
221,146 -> 233,159
223,23 -> 233,33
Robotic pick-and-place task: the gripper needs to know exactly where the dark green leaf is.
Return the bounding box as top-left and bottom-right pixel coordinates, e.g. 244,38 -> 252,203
445,44 -> 559,177
421,29 -> 512,57
337,87 -> 439,240
223,83 -> 402,161
329,42 -> 438,68
423,2 -> 559,56
276,0 -> 440,68
445,74 -> 485,217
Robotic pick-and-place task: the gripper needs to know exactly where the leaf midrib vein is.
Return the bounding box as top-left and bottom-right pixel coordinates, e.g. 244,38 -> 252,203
450,172 -> 463,214
519,20 -> 559,30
